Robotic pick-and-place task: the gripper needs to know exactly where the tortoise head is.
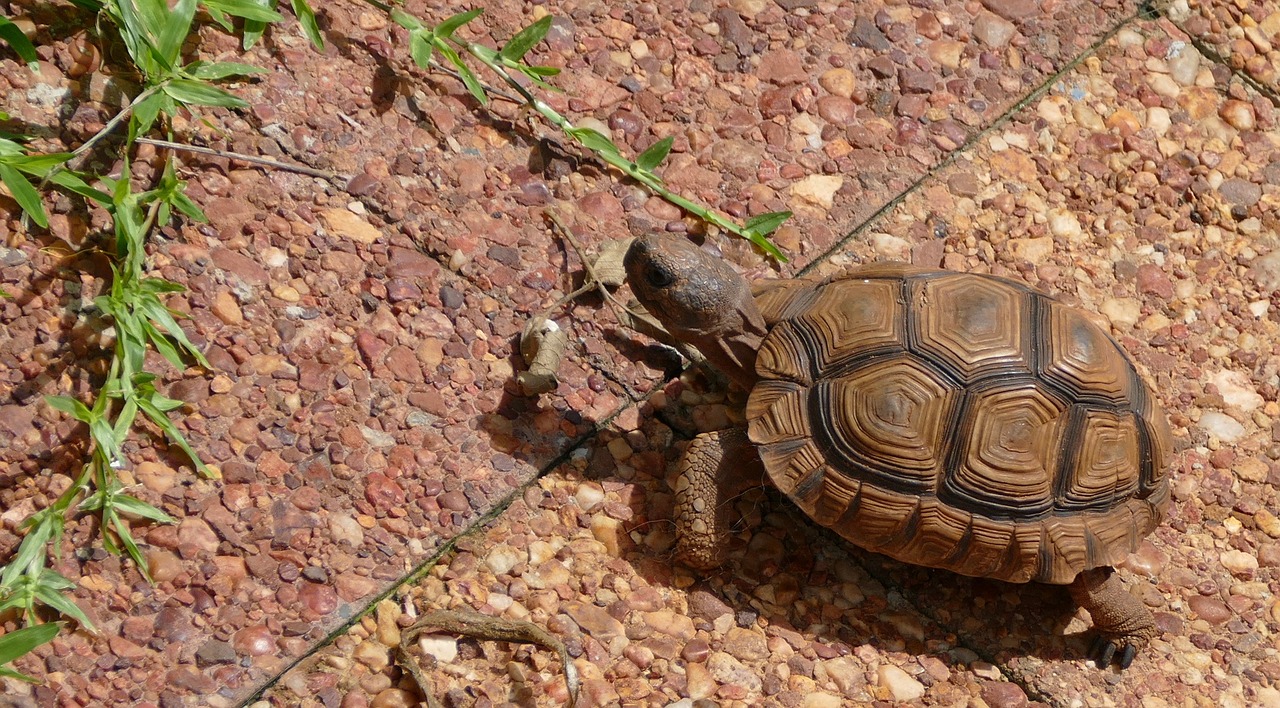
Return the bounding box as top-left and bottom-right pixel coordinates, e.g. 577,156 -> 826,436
625,234 -> 767,388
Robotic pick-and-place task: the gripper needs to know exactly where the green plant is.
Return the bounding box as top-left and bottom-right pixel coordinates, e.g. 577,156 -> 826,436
0,0 -> 317,684
389,7 -> 793,261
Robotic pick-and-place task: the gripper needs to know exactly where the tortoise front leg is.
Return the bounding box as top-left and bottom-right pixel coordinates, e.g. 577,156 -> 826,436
1068,567 -> 1157,669
673,428 -> 766,571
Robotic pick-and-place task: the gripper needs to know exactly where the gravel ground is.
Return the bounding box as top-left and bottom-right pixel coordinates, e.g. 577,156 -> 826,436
0,0 -> 1277,706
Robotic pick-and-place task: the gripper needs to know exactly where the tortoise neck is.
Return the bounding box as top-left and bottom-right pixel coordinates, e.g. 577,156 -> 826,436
688,302 -> 768,391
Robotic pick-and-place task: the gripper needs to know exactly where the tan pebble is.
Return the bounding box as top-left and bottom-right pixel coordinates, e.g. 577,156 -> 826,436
1100,298 -> 1141,329
352,640 -> 389,672
591,515 -> 623,556
320,208 -> 382,245
927,40 -> 965,69
1047,208 -> 1084,240
575,481 -> 606,509
1148,73 -> 1180,98
875,664 -> 925,701
1221,550 -> 1259,576
135,460 -> 177,494
803,692 -> 843,708
818,68 -> 857,98
485,544 -> 521,575
685,661 -> 717,697
272,285 -> 301,302
607,436 -> 633,462
1146,106 -> 1172,136
1008,237 -> 1053,264
1238,456 -> 1271,483
1219,100 -> 1256,131
375,600 -> 400,647
1256,509 -> 1280,538
211,291 -> 244,325
790,175 -> 844,209
369,689 -> 417,708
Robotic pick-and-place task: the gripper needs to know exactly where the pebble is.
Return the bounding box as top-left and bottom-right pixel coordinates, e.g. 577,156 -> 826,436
974,12 -> 1017,47
723,627 -> 768,661
485,544 -> 521,575
1047,209 -> 1084,240
1008,237 -> 1053,264
790,175 -> 844,209
1220,550 -> 1259,577
1100,298 -> 1141,328
1219,178 -> 1262,208
418,635 -> 458,663
1198,411 -> 1247,443
876,665 -> 925,701
1188,595 -> 1231,625
320,208 -> 382,245
1219,100 -> 1255,131
1209,370 -> 1264,412
707,652 -> 762,692
981,680 -> 1029,708
818,68 -> 857,99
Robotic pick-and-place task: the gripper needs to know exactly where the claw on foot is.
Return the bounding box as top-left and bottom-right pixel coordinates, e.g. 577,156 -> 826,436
1089,636 -> 1138,669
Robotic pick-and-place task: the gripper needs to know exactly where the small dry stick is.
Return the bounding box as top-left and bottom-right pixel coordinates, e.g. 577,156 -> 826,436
396,609 -> 579,707
134,137 -> 344,182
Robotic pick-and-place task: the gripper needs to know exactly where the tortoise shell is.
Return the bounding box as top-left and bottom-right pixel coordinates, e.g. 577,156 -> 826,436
745,263 -> 1173,585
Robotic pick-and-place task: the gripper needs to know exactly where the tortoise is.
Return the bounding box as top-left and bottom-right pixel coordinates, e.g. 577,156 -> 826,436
624,234 -> 1173,668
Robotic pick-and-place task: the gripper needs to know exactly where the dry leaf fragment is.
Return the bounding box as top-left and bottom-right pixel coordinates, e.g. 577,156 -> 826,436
517,316 -> 567,396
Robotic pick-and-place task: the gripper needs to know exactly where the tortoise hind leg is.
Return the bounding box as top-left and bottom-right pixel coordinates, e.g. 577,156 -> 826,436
1068,567 -> 1157,669
673,428 -> 766,571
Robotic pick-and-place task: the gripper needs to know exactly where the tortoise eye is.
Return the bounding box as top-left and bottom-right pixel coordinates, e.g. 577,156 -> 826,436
646,266 -> 674,288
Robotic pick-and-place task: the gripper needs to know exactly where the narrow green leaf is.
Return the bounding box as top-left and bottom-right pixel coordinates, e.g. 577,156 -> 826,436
408,30 -> 433,69
523,65 -> 561,77
0,19 -> 40,71
437,44 -> 485,105
290,0 -> 323,50
202,0 -> 284,23
112,518 -> 151,582
170,190 -> 207,222
436,8 -> 482,38
4,524 -> 52,583
499,16 -> 551,62
0,622 -> 60,665
139,297 -> 209,366
391,9 -> 422,31
140,278 -> 187,294
44,396 -> 93,423
0,665 -> 40,683
140,319 -> 185,368
111,495 -> 175,524
33,583 -> 93,630
162,79 -> 247,108
240,0 -> 278,48
0,164 -> 47,228
4,152 -> 75,176
743,210 -> 792,238
567,127 -> 620,156
635,136 -> 673,172
136,397 -> 210,477
185,61 -> 267,80
153,0 -> 197,69
45,170 -> 112,206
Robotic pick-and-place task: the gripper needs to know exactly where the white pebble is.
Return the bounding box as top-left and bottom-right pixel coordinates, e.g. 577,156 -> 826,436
876,665 -> 925,701
1198,411 -> 1247,443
